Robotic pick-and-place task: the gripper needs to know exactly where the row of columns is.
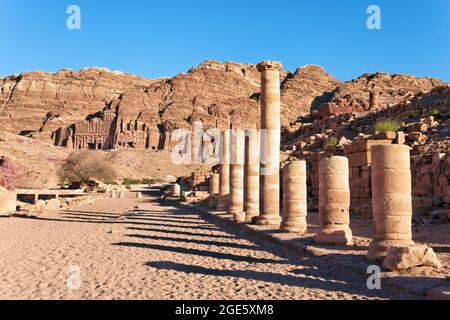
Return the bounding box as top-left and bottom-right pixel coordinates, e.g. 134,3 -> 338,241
208,60 -> 413,261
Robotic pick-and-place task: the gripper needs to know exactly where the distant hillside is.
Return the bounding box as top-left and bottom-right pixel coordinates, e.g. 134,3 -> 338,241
1,61 -> 445,146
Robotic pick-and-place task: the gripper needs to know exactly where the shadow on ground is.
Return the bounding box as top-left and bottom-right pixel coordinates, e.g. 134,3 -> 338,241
25,188 -> 419,299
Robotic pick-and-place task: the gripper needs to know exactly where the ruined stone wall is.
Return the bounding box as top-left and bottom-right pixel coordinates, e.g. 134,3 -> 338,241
344,137 -> 395,218
284,85 -> 450,149
411,152 -> 450,214
308,134 -> 449,219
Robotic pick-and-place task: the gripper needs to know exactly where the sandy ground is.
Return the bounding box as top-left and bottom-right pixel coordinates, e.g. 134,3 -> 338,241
0,188 -> 419,300
0,130 -> 211,189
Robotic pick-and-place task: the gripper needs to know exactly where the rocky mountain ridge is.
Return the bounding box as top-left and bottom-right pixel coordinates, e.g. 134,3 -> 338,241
0,61 -> 447,146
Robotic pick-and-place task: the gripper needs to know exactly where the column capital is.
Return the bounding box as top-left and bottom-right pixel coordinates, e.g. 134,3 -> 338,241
256,60 -> 282,72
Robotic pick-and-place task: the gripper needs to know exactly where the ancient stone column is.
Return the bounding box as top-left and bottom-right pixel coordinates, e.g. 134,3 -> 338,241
280,160 -> 307,233
217,130 -> 231,211
315,156 -> 353,245
244,128 -> 260,222
256,60 -> 282,226
209,172 -> 220,209
229,129 -> 245,222
367,144 -> 414,261
172,183 -> 181,197
369,90 -> 379,110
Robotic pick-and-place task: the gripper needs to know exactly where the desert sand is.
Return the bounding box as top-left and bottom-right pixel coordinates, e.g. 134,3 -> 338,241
0,188 -> 419,300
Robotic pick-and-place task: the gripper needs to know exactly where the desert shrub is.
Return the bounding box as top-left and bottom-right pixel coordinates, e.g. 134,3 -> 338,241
122,178 -> 141,185
0,156 -> 23,190
125,184 -> 132,190
122,177 -> 163,185
374,120 -> 401,132
429,107 -> 449,120
429,108 -> 441,118
103,180 -> 118,185
324,136 -> 337,148
151,177 -> 164,184
59,151 -> 118,185
141,178 -> 154,185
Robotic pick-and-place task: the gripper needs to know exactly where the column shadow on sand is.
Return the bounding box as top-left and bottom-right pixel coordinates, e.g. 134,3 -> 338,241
125,234 -> 258,250
112,242 -> 284,264
126,226 -> 236,240
144,260 -> 409,299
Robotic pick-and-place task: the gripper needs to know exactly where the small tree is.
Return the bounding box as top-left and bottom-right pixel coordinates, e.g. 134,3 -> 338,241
59,151 -> 118,187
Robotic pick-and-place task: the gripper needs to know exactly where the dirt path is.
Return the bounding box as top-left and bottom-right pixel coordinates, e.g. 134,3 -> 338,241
0,188 -> 418,300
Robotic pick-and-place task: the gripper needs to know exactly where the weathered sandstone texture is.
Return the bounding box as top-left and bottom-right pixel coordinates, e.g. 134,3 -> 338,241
209,172 -> 220,209
172,183 -> 181,197
285,85 -> 449,217
0,186 -> 16,215
411,152 -> 450,214
315,72 -> 444,118
229,129 -> 245,222
217,130 -> 231,211
280,160 -> 307,234
315,156 -> 353,245
244,129 -> 260,221
2,61 -> 443,153
280,65 -> 340,124
256,61 -> 282,226
344,136 -> 395,218
383,245 -> 442,271
367,144 -> 414,261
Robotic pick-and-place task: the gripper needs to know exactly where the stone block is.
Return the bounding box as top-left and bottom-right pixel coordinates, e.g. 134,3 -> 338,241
0,186 -> 16,215
383,245 -> 442,271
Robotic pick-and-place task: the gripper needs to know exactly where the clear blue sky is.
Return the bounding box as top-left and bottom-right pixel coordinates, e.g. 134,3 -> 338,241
0,0 -> 449,81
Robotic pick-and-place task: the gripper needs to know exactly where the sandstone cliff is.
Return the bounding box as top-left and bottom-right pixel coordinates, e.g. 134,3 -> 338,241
0,61 -> 446,148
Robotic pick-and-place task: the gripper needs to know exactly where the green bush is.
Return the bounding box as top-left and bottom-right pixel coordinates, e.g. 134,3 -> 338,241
429,108 -> 448,120
374,120 -> 401,133
324,136 -> 337,148
122,177 -> 164,185
122,178 -> 141,185
104,180 -> 118,185
150,177 -> 164,184
429,108 -> 441,118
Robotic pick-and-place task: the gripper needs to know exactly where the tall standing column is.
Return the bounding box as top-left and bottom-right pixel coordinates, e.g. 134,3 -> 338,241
367,144 -> 414,261
229,129 -> 245,222
315,156 -> 353,245
209,172 -> 220,209
369,90 -> 379,110
256,60 -> 282,226
281,160 -> 308,233
217,130 -> 231,211
244,128 -> 260,222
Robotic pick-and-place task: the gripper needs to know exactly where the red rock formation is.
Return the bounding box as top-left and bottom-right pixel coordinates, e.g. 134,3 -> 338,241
331,72 -> 444,111
281,65 -> 341,124
0,62 -> 446,152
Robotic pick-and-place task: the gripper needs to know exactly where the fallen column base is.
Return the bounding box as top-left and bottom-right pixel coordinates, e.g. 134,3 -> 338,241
256,214 -> 282,226
232,211 -> 246,223
367,238 -> 415,262
244,209 -> 259,222
315,224 -> 353,245
280,218 -> 307,234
